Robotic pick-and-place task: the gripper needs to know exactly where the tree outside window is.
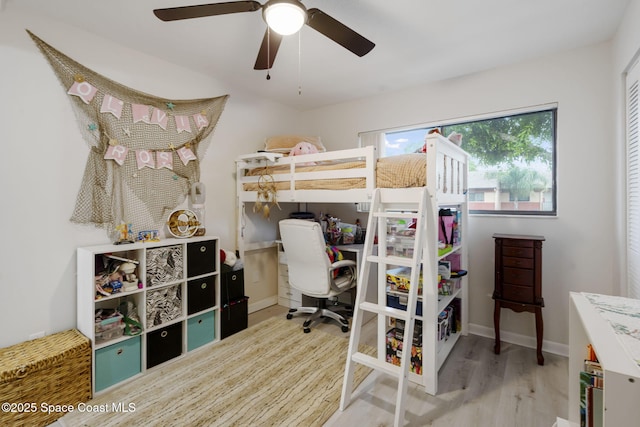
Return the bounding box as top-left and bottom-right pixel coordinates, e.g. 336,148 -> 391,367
384,108 -> 556,215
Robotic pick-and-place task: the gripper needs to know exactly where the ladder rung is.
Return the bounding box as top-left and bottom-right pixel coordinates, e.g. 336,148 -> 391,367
367,255 -> 417,268
359,302 -> 412,321
372,212 -> 418,219
352,352 -> 402,377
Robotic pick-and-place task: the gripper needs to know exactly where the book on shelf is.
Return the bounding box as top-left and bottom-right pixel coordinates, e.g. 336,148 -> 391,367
583,360 -> 603,388
580,344 -> 604,427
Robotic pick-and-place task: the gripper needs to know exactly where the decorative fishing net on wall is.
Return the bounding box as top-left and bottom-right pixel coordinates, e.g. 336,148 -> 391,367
27,30 -> 229,236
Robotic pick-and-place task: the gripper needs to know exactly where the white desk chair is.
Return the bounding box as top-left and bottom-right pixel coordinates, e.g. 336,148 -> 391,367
279,219 -> 357,333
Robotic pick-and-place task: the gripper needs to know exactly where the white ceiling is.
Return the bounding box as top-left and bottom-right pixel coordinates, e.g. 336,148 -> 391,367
8,0 -> 630,111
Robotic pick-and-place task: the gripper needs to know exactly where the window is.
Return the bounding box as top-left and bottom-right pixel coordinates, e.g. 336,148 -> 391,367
382,108 -> 557,215
468,192 -> 485,202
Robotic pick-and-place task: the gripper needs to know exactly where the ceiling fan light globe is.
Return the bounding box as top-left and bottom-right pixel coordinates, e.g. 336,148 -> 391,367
264,2 -> 306,36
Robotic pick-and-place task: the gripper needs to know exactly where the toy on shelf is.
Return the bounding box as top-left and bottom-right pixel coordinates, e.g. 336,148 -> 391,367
137,230 -> 160,242
114,222 -> 134,245
119,262 -> 142,292
95,254 -> 141,299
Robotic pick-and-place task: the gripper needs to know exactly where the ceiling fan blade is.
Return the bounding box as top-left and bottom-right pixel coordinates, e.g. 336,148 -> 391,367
254,29 -> 283,70
306,8 -> 375,57
153,1 -> 262,21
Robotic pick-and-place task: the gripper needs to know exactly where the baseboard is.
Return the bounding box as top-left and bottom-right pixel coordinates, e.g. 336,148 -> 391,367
244,304 -> 569,357
248,296 -> 278,314
469,323 -> 568,358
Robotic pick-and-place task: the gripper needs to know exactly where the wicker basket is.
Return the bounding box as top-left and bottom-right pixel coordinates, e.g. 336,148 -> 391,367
0,329 -> 91,426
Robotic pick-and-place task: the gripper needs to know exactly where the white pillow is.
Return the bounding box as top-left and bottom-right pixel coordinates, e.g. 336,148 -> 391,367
264,135 -> 326,154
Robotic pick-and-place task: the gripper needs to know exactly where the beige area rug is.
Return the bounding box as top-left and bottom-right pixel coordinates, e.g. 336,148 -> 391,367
61,317 -> 373,427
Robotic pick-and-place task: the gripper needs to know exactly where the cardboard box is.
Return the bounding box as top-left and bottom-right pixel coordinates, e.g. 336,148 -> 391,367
386,267 -> 423,293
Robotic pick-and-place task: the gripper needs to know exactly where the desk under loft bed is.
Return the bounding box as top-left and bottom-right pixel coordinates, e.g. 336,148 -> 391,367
235,132 -> 469,394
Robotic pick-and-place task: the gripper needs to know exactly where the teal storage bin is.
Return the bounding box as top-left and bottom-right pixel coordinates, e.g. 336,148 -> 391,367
95,335 -> 141,392
187,311 -> 215,351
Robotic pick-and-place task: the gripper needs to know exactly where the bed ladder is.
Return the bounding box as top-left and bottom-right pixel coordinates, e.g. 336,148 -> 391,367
340,187 -> 429,427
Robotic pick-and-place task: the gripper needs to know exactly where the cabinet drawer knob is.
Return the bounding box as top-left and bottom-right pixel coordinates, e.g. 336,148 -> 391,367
116,348 -> 123,356
200,282 -> 207,289
200,246 -> 207,253
198,319 -> 203,325
161,331 -> 168,338
231,274 -> 237,281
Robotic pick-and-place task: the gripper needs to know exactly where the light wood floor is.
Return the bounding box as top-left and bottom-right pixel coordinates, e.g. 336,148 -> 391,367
249,305 -> 568,427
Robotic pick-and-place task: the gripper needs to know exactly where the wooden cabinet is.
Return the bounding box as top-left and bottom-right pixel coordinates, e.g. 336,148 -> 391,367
77,236 -> 220,394
492,233 -> 545,365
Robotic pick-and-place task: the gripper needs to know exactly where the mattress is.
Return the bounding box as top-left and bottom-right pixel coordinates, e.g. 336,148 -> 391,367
241,153 -> 427,191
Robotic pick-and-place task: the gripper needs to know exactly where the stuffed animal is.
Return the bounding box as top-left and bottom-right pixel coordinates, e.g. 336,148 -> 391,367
289,141 -> 318,165
447,131 -> 463,146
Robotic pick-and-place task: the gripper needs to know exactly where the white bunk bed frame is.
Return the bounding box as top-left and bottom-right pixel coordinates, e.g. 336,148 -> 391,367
235,132 -> 469,277
236,132 -> 468,245
236,134 -> 466,199
236,146 -> 377,205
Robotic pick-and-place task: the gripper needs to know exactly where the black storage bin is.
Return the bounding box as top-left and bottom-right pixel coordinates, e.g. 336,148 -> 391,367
187,240 -> 217,277
187,275 -> 216,315
146,322 -> 183,368
221,297 -> 249,339
221,268 -> 244,302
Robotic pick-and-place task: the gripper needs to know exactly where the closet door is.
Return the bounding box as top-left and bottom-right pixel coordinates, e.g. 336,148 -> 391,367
627,58 -> 640,298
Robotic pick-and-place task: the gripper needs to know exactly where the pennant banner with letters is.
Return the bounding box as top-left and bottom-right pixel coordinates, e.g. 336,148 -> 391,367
27,30 -> 229,235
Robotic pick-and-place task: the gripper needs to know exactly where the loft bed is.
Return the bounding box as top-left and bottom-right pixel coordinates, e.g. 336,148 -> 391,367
235,132 -> 468,252
235,132 -> 470,395
236,133 -> 467,203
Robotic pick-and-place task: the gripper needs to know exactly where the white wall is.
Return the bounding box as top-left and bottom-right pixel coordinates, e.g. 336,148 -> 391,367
301,42 -> 616,348
0,9 -> 300,348
612,0 -> 640,299
1,5 -> 632,351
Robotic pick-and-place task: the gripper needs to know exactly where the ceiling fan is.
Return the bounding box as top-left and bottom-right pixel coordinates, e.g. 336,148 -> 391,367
153,0 -> 375,70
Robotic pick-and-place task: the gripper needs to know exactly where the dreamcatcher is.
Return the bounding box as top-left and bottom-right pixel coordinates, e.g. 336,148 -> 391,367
253,166 -> 280,218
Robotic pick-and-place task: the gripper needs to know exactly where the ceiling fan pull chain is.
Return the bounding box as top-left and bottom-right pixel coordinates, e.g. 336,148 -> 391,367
298,30 -> 302,95
266,26 -> 271,80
